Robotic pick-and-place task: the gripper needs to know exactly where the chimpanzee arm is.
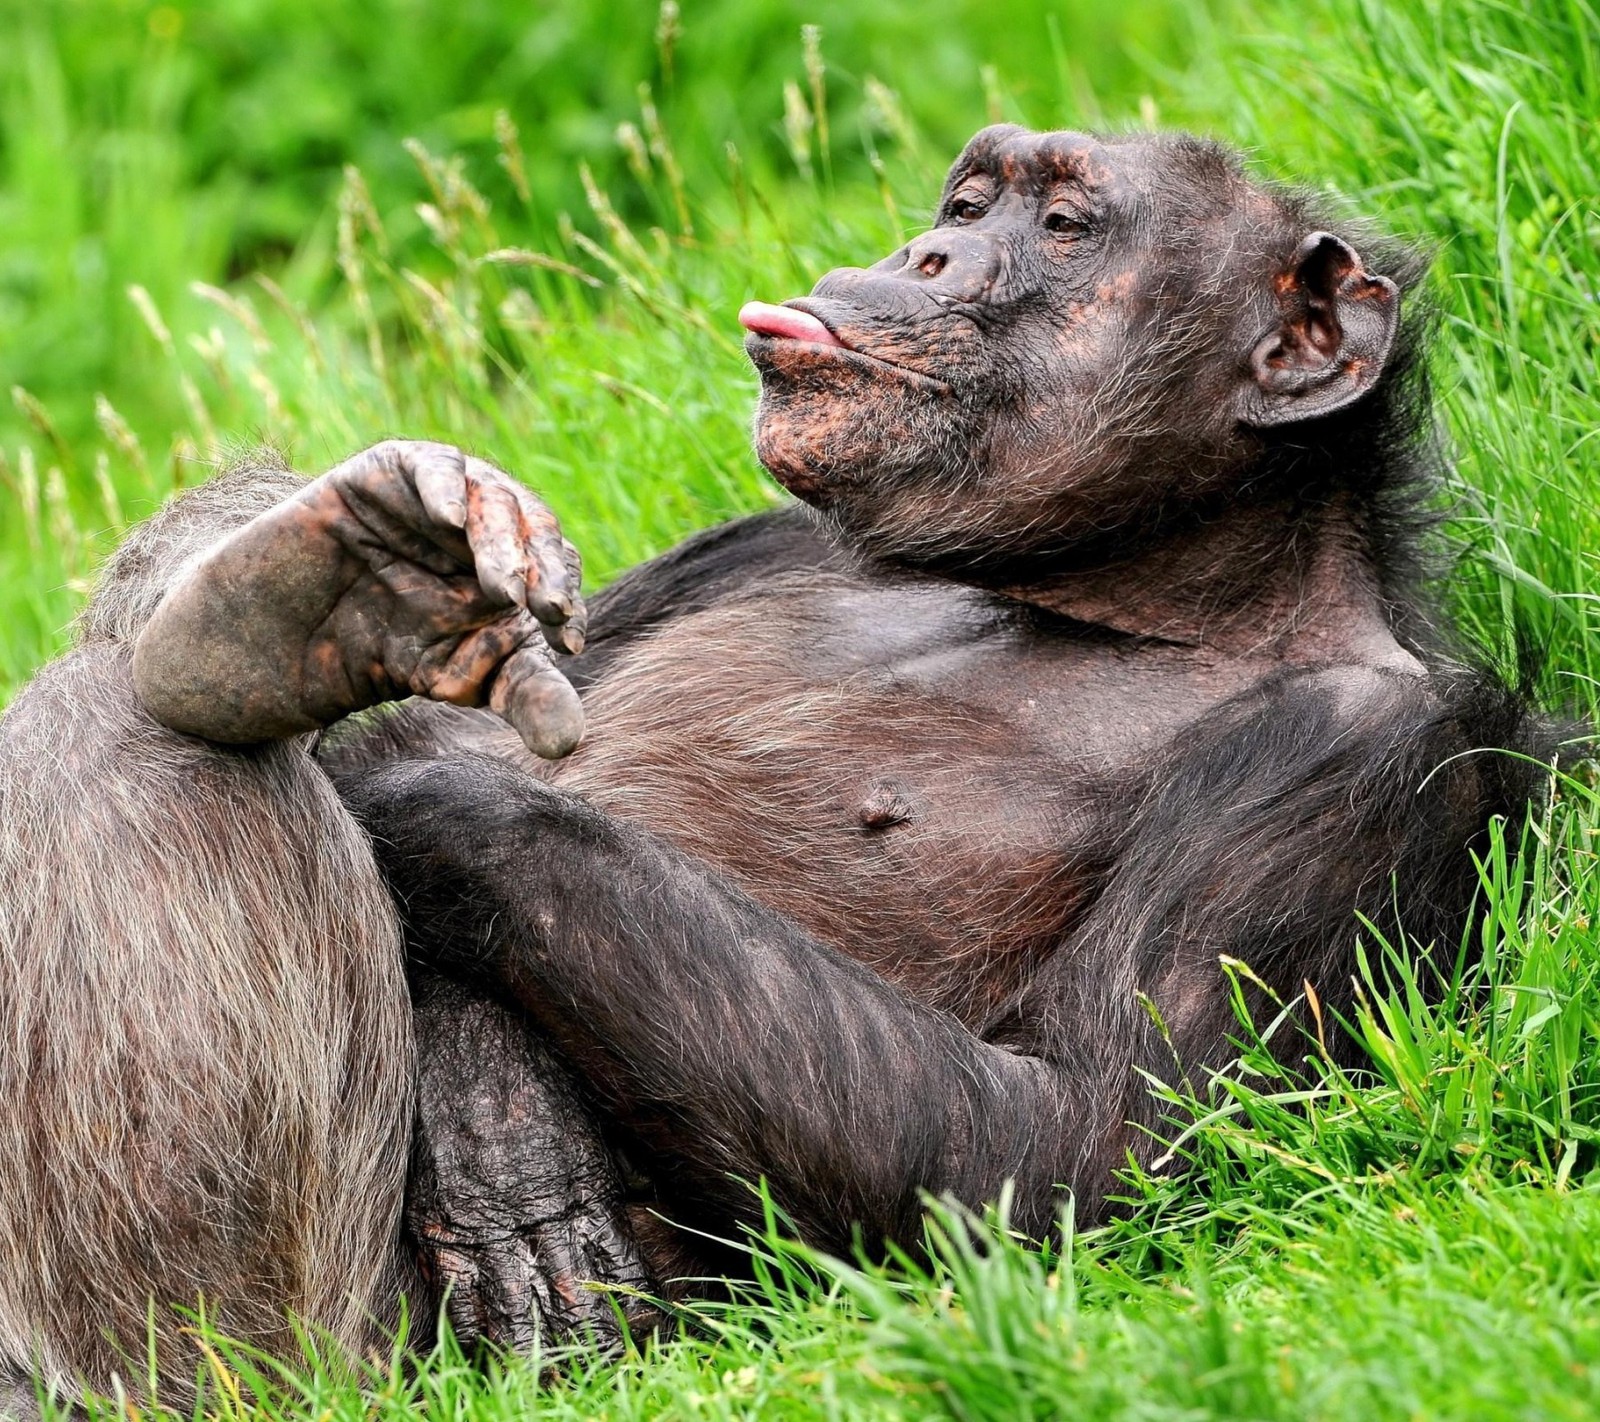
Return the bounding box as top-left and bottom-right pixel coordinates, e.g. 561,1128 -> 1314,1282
341,664 -> 1521,1249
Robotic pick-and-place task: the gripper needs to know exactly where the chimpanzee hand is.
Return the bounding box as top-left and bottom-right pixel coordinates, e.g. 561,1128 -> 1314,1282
408,978 -> 658,1358
132,440 -> 587,758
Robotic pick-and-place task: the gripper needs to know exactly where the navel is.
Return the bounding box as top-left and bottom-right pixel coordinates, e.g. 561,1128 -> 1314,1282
859,779 -> 916,831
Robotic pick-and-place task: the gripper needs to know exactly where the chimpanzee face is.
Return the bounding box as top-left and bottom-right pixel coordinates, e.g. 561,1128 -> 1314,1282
742,126 -> 1402,569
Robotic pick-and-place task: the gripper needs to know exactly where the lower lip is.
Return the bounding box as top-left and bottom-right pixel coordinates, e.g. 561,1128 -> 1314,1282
745,334 -> 951,392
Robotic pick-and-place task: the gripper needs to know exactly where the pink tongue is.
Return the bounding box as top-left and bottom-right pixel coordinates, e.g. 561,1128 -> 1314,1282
738,301 -> 844,347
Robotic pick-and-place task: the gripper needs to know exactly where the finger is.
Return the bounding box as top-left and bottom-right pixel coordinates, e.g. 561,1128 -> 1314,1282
476,1239 -> 544,1354
571,1204 -> 653,1347
411,614 -> 536,707
517,1212 -> 627,1352
467,459 -> 581,627
426,1241 -> 489,1348
521,506 -> 578,627
489,645 -> 585,760
464,471 -> 532,610
544,599 -> 587,655
409,443 -> 470,531
541,540 -> 587,655
324,440 -> 466,574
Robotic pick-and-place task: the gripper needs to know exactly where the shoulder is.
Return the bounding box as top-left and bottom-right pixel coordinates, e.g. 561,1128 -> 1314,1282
1185,656 -> 1549,839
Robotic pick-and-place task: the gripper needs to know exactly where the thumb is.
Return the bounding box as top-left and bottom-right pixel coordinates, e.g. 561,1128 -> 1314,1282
489,645 -> 586,759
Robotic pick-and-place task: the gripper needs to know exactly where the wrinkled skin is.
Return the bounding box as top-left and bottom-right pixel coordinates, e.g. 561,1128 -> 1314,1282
9,127 -> 1536,1383
406,977 -> 656,1354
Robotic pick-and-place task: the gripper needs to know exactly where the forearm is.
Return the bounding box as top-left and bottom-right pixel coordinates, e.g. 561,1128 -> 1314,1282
342,756 -> 1085,1249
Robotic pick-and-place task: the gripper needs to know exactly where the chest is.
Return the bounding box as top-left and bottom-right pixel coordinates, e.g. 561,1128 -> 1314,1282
547,587 -> 1245,1026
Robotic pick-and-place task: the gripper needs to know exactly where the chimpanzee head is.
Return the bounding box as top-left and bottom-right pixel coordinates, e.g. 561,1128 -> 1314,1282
741,126 -> 1425,571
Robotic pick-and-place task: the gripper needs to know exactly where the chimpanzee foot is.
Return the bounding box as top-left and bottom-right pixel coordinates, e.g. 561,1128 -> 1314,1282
410,1182 -> 653,1355
407,975 -> 657,1357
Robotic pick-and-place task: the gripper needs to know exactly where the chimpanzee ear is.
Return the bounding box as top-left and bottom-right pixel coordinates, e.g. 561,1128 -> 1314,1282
1238,231 -> 1401,429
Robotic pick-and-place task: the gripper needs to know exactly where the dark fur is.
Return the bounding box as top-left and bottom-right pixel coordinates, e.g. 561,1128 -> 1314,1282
0,127 -> 1551,1409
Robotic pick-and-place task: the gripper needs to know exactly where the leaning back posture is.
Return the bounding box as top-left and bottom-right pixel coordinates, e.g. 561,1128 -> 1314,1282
0,126 -> 1543,1407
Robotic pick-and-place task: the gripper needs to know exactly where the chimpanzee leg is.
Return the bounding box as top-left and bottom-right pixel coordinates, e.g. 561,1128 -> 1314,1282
404,972 -> 657,1353
0,467 -> 418,1409
0,1373 -> 49,1422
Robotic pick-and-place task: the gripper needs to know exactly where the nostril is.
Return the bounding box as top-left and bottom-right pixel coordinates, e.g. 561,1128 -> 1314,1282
917,251 -> 946,278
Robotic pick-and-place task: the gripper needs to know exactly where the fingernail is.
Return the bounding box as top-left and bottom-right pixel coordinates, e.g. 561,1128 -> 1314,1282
443,499 -> 467,528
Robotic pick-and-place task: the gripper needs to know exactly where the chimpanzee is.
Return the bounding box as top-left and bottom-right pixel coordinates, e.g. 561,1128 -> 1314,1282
0,125 -> 1543,1411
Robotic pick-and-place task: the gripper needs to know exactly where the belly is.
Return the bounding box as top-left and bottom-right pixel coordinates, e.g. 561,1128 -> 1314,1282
549,618 -> 1109,1028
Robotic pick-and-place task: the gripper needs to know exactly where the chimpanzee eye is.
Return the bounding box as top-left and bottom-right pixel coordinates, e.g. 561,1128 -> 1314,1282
1044,211 -> 1089,239
949,197 -> 989,223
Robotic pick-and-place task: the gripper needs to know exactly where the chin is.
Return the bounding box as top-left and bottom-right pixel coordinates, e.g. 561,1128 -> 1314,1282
753,394 -> 954,510
749,326 -> 964,480
753,401 -> 851,503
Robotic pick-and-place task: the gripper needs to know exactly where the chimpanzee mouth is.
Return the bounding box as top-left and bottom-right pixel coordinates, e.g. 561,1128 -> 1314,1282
738,301 -> 846,348
739,300 -> 951,391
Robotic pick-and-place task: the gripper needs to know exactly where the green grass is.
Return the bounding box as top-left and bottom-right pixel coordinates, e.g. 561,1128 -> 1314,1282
0,0 -> 1203,460
6,0 -> 1600,1416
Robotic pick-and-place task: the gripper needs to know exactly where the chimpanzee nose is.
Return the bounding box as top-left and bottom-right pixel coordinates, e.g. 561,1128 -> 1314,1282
904,235 -> 948,280
878,230 -> 998,301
